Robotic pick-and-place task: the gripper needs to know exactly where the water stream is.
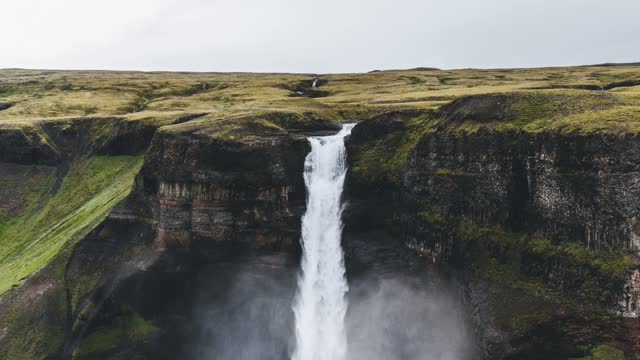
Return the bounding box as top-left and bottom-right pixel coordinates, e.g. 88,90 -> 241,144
292,124 -> 355,360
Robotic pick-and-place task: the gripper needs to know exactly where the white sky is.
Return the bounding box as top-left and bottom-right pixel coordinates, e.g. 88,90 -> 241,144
2,0 -> 639,73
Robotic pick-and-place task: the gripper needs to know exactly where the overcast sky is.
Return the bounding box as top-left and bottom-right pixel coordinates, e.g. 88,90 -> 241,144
2,0 -> 639,73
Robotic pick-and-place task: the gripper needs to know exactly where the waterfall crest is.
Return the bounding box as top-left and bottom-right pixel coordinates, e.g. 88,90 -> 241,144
292,124 -> 355,360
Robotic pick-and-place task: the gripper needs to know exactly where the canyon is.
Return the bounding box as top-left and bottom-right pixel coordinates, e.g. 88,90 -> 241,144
0,65 -> 639,359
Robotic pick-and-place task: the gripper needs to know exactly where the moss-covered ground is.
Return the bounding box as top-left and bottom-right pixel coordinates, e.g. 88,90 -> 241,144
0,155 -> 143,294
1,64 -> 639,130
570,344 -> 626,360
411,208 -> 633,357
72,305 -> 158,359
453,222 -> 632,310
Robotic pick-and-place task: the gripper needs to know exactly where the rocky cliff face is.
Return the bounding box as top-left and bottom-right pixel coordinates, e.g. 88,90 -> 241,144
402,131 -> 640,252
345,103 -> 640,359
400,128 -> 640,321
139,127 -> 311,253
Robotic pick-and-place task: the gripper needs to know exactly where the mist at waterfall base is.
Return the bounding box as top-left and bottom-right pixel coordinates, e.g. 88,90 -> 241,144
191,125 -> 473,360
192,266 -> 472,359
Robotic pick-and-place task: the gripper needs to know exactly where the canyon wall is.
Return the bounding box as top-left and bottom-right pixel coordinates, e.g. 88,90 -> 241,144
1,105 -> 639,359
0,115 -> 337,359
345,106 -> 640,358
139,127 -> 311,253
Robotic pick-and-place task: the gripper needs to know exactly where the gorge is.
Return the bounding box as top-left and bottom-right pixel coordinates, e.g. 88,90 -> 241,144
0,66 -> 639,359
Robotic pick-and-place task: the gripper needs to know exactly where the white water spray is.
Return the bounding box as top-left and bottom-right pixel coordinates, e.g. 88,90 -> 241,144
292,124 -> 355,360
312,78 -> 319,88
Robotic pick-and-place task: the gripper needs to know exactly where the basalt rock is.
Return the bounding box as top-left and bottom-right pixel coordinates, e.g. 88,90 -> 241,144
345,112 -> 640,359
140,128 -> 311,252
0,126 -> 60,165
403,130 -> 640,251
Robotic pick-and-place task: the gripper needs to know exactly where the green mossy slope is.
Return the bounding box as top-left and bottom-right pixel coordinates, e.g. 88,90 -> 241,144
72,306 -> 158,360
454,222 -> 632,311
440,90 -> 640,134
0,155 -> 143,294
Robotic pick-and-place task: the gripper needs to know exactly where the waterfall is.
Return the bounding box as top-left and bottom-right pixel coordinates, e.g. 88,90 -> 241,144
292,123 -> 355,360
312,78 -> 318,88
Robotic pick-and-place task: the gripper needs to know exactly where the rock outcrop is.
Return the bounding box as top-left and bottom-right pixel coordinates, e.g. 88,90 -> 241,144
139,121 -> 315,252
345,103 -> 640,359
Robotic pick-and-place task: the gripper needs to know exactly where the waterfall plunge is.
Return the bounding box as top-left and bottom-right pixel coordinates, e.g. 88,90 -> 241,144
292,124 -> 355,360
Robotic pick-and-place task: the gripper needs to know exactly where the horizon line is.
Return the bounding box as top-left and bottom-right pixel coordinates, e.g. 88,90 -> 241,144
2,61 -> 640,75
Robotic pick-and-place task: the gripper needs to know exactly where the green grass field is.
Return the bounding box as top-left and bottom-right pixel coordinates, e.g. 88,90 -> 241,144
1,64 -> 639,133
0,156 -> 143,294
